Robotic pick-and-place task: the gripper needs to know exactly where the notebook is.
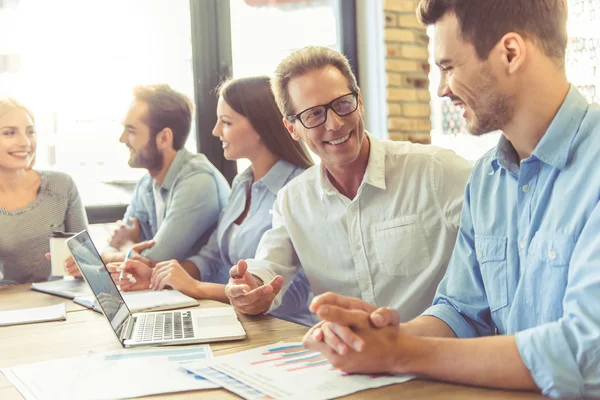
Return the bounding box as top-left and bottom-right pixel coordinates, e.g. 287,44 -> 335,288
74,289 -> 199,313
0,304 -> 66,327
31,279 -> 91,299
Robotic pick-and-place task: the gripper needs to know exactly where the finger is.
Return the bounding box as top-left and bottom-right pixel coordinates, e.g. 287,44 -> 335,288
44,252 -> 51,261
316,305 -> 370,328
266,275 -> 284,295
155,273 -> 171,291
151,268 -> 171,290
64,256 -> 76,267
230,260 -> 248,278
310,292 -> 377,314
229,285 -> 272,307
130,217 -> 140,228
106,263 -> 121,273
370,307 -> 400,328
226,282 -> 253,299
321,323 -> 348,355
328,322 -> 365,352
132,240 -> 155,253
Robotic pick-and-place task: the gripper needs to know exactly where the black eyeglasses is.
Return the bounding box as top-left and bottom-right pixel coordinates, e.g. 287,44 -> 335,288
287,92 -> 358,129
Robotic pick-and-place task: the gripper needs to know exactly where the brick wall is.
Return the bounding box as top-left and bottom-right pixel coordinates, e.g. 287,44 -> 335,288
384,0 -> 432,144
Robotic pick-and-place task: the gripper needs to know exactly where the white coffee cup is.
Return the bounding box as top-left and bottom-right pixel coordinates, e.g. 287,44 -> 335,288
49,232 -> 76,277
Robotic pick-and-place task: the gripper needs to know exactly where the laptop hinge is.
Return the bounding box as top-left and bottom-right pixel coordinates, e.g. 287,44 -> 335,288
121,316 -> 136,342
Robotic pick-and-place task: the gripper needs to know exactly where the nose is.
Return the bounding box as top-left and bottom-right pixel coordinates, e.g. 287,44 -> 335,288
16,131 -> 32,148
437,73 -> 451,99
212,121 -> 221,138
119,130 -> 127,144
324,108 -> 343,131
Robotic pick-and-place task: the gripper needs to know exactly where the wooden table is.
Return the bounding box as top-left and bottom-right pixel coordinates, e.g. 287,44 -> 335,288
0,284 -> 545,399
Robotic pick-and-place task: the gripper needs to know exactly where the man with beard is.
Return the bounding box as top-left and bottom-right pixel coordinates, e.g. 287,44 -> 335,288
303,0 -> 600,398
225,47 -> 472,325
101,84 -> 230,266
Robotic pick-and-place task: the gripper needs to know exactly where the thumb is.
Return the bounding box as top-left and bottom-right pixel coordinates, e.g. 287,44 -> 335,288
231,260 -> 248,279
45,252 -> 51,261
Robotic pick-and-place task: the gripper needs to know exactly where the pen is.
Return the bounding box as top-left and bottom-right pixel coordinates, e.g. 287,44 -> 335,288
119,249 -> 133,283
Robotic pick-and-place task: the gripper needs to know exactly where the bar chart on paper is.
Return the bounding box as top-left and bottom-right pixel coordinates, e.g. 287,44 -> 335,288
184,342 -> 415,400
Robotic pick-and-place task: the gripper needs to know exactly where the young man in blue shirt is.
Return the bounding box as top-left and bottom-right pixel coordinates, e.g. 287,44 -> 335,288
101,84 -> 230,264
304,0 -> 600,397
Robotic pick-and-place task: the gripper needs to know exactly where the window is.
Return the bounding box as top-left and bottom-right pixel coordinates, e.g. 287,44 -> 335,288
428,0 -> 600,162
0,0 -> 196,212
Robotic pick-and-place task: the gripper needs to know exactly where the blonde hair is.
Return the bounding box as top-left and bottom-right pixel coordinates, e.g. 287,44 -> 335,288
271,46 -> 359,119
0,97 -> 35,121
0,97 -> 36,169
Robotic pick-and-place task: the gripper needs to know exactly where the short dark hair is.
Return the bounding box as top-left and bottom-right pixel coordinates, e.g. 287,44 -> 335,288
217,76 -> 314,170
417,0 -> 568,63
132,84 -> 194,150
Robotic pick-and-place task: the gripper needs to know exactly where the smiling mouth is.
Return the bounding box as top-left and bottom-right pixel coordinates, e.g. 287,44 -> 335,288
222,141 -> 230,149
9,151 -> 30,157
325,133 -> 350,146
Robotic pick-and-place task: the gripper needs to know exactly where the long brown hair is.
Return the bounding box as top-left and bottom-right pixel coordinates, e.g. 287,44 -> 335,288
218,76 -> 313,169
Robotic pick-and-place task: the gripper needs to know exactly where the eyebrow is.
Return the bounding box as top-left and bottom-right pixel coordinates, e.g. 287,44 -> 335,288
124,124 -> 136,131
0,125 -> 34,130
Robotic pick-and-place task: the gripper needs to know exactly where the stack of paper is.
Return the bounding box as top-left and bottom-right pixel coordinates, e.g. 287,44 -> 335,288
184,342 -> 414,400
2,346 -> 218,400
0,304 -> 66,327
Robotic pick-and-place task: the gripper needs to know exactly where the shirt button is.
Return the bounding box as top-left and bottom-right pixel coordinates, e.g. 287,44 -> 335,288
548,250 -> 557,260
519,241 -> 525,249
522,184 -> 530,193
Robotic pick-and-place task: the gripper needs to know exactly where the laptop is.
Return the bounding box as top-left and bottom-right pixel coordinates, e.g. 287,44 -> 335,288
66,230 -> 246,348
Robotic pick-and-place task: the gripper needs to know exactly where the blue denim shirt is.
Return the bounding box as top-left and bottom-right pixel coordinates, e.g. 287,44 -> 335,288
423,86 -> 600,398
124,149 -> 230,262
187,160 -> 316,327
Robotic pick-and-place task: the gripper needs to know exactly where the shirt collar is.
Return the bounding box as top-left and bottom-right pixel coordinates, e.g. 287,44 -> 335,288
490,85 -> 589,174
238,160 -> 299,195
154,148 -> 188,191
317,132 -> 387,200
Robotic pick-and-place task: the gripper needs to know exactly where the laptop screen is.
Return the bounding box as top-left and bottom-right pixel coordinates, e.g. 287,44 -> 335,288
66,231 -> 131,340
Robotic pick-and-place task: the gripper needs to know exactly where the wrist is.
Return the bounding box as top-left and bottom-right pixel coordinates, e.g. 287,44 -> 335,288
390,334 -> 423,375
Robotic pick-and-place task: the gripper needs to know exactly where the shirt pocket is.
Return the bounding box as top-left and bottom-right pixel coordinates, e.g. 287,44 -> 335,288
527,233 -> 574,321
475,234 -> 508,312
371,215 -> 431,276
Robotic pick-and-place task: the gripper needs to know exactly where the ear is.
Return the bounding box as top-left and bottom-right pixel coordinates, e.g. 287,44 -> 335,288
155,127 -> 173,150
357,90 -> 365,116
283,117 -> 301,142
498,32 -> 526,75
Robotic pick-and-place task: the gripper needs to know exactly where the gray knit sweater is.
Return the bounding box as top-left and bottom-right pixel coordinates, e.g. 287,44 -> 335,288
0,171 -> 88,286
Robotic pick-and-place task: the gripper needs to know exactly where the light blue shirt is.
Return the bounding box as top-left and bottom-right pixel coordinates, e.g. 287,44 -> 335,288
187,160 -> 316,327
124,149 -> 230,262
423,85 -> 600,398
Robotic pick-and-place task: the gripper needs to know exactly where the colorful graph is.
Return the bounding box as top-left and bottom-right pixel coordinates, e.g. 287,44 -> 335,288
250,344 -> 332,372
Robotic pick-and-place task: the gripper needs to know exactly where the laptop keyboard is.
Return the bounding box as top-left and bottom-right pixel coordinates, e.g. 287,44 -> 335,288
135,311 -> 194,342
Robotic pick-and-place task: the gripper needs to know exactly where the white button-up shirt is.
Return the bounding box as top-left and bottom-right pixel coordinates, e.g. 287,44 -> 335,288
247,134 -> 473,321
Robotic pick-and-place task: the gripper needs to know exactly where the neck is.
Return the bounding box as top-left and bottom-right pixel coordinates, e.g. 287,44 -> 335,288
325,135 -> 370,200
502,67 -> 570,160
249,148 -> 280,182
150,148 -> 178,184
0,168 -> 29,193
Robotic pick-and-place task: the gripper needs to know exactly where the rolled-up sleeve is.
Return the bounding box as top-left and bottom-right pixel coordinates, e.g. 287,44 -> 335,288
421,181 -> 496,338
514,202 -> 600,398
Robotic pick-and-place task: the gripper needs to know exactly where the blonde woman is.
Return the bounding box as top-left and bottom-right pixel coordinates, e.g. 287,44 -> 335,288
0,98 -> 87,286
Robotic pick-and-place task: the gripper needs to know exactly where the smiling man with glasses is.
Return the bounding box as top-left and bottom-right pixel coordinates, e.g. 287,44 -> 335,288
225,46 -> 473,324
